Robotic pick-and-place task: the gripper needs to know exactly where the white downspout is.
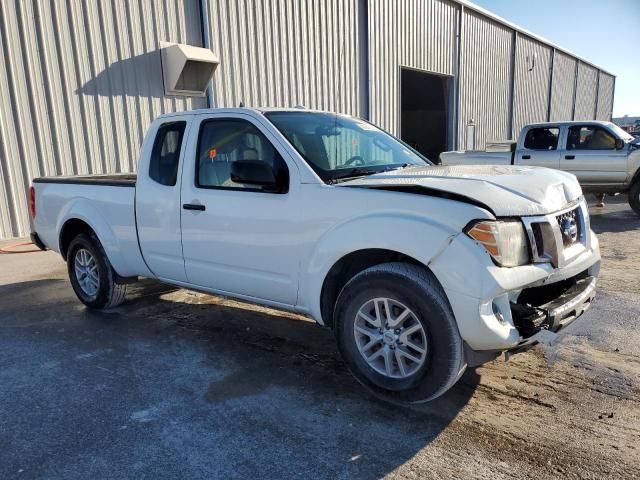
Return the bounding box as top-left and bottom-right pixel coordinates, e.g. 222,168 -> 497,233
199,0 -> 215,108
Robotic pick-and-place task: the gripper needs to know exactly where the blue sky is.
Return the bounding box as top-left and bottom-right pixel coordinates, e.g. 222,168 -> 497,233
472,0 -> 640,117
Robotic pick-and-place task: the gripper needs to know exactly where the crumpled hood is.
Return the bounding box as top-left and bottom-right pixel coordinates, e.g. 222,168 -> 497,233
338,164 -> 582,216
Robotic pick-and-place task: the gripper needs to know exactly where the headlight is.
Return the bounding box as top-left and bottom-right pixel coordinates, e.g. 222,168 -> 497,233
466,220 -> 530,267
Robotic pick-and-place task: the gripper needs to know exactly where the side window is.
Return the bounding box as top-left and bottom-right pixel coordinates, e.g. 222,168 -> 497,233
149,121 -> 186,186
567,126 -> 616,150
523,127 -> 559,151
196,119 -> 289,192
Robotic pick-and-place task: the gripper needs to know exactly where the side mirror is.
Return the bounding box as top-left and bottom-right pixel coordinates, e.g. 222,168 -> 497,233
615,138 -> 625,150
230,160 -> 280,191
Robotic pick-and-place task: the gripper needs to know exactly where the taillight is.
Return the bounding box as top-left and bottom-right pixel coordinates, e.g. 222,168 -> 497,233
29,186 -> 36,219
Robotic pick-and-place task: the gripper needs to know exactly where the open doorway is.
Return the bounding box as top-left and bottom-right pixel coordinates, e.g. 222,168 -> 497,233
400,68 -> 452,163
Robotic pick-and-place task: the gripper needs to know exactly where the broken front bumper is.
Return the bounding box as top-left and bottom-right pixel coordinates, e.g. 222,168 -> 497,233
430,225 -> 600,354
509,270 -> 597,352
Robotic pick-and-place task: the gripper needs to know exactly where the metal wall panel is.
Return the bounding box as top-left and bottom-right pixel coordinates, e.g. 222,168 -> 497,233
574,62 -> 598,120
0,0 -> 206,240
368,0 -> 459,135
549,51 -> 577,121
596,72 -> 614,121
512,34 -> 552,136
0,0 -> 614,240
458,10 -> 513,150
206,0 -> 361,117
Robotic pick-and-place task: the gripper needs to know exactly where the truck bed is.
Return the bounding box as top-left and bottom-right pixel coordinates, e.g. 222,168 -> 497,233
33,173 -> 136,187
31,174 -> 148,278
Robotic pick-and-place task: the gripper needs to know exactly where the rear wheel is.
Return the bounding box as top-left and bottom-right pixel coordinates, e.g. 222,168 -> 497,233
67,233 -> 127,309
629,180 -> 640,216
334,262 -> 466,404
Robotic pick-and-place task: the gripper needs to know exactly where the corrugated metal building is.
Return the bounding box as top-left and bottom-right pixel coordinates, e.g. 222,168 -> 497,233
0,0 -> 615,240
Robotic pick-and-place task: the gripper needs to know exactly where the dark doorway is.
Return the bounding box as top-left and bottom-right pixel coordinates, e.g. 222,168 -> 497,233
400,68 -> 450,163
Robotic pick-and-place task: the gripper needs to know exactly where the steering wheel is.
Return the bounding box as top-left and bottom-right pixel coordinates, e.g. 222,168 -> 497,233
344,155 -> 365,167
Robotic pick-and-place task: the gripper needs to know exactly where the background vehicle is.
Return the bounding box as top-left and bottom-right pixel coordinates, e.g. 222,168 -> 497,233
440,121 -> 640,214
30,108 -> 600,403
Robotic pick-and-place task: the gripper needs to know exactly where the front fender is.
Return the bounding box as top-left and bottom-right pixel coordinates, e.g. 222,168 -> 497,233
299,213 -> 465,324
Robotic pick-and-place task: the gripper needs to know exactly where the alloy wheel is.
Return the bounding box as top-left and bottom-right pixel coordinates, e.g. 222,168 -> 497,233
353,297 -> 428,379
74,248 -> 100,297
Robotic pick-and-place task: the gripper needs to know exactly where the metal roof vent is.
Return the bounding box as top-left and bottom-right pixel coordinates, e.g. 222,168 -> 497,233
160,41 -> 219,97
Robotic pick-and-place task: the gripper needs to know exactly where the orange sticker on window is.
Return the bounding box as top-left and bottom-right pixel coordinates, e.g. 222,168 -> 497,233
352,139 -> 358,146
209,148 -> 217,158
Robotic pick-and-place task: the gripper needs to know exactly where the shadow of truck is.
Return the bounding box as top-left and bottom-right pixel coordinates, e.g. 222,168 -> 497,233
0,277 -> 479,478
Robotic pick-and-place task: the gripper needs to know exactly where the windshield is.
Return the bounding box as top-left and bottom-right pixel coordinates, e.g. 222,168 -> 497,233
264,111 -> 430,182
606,122 -> 634,142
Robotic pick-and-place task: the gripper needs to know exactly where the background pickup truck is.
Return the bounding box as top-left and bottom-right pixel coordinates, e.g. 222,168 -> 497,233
30,108 -> 600,403
440,121 -> 640,215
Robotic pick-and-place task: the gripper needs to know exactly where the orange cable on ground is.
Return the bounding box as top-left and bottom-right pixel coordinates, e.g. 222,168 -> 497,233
0,241 -> 43,254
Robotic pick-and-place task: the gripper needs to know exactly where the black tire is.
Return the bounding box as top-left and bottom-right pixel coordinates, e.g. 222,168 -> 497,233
67,233 -> 127,310
629,180 -> 640,216
334,262 -> 466,404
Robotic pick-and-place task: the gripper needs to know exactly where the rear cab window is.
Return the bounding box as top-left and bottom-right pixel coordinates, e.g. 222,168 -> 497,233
149,121 -> 186,186
523,127 -> 560,151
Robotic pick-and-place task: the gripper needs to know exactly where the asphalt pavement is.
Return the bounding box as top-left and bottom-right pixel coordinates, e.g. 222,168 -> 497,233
1,196 -> 638,479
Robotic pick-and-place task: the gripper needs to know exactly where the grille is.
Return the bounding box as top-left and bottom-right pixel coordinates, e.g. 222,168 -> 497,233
556,207 -> 582,246
531,223 -> 545,257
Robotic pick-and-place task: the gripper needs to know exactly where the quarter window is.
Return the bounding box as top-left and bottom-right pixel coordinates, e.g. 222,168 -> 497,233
149,121 -> 186,186
523,127 -> 559,151
567,126 -> 616,150
196,119 -> 289,192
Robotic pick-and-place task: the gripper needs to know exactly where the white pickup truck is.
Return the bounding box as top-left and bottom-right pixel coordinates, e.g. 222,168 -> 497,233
440,121 -> 640,214
30,108 -> 600,403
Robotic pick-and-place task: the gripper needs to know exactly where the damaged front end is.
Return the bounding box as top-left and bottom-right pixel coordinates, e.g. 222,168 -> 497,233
508,267 -> 598,354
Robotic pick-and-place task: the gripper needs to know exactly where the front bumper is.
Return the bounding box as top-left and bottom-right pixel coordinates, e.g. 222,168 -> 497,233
430,224 -> 601,352
509,272 -> 596,350
463,268 -> 598,366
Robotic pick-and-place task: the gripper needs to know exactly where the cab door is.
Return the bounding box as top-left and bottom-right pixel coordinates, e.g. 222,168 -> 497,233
560,124 -> 628,185
136,116 -> 191,282
179,113 -> 301,306
515,126 -> 561,169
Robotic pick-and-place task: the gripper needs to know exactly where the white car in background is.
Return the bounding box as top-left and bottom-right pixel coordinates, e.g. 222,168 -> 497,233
30,108 -> 600,403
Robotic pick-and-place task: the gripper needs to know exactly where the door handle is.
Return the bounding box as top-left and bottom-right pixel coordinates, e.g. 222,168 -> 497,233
522,155 -> 531,160
565,155 -> 575,160
183,203 -> 206,211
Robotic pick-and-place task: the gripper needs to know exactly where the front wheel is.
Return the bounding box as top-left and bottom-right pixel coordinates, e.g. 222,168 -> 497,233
67,233 -> 127,309
334,262 -> 466,404
629,180 -> 640,216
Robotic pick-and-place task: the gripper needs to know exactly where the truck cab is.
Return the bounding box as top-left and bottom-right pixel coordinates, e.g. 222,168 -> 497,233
516,121 -> 635,190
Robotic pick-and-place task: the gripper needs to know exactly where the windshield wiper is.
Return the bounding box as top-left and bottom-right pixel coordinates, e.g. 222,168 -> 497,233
385,163 -> 411,171
328,168 -> 380,183
328,164 -> 412,184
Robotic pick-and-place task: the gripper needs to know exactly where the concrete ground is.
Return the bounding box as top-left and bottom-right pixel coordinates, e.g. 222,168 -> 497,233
1,196 -> 639,479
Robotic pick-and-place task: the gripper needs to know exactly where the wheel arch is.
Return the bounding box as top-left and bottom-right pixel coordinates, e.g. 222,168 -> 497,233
55,200 -> 128,276
630,165 -> 640,187
59,218 -> 95,260
298,213 -> 463,327
319,249 -> 444,330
